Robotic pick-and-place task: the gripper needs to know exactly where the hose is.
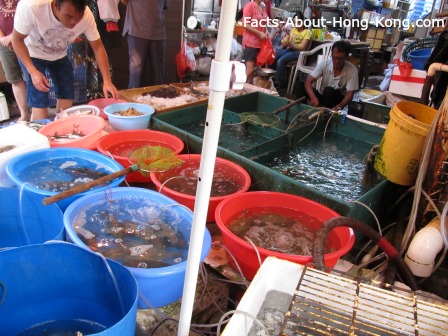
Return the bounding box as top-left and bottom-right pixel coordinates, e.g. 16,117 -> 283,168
312,217 -> 418,291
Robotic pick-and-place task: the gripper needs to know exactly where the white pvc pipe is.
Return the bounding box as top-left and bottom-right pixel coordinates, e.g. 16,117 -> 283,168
404,218 -> 444,277
177,0 -> 239,335
346,114 -> 388,129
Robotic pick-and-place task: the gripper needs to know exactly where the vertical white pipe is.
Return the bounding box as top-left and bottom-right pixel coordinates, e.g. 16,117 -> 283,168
177,0 -> 239,335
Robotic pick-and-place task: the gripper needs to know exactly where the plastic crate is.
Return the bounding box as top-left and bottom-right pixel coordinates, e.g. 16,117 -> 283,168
362,94 -> 391,124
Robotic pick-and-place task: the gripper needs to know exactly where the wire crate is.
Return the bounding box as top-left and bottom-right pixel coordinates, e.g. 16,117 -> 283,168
279,265 -> 448,335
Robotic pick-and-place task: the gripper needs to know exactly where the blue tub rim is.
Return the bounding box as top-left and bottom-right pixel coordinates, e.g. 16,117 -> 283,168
408,48 -> 432,57
5,147 -> 125,197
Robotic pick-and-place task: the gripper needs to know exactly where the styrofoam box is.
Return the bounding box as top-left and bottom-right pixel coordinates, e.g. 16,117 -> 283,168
389,67 -> 426,98
222,257 -> 304,335
0,123 -> 50,187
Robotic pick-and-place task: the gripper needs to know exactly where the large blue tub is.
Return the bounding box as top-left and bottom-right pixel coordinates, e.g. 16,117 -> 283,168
64,187 -> 212,308
0,242 -> 138,335
0,187 -> 64,248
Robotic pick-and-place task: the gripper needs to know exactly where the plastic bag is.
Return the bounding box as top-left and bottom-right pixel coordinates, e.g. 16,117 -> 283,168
97,0 -> 120,21
393,60 -> 412,77
196,56 -> 212,76
176,40 -> 188,79
256,38 -> 276,67
185,45 -> 196,72
231,38 -> 243,61
380,64 -> 396,92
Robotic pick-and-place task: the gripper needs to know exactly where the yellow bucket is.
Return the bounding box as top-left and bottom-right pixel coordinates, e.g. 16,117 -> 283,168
374,101 -> 437,186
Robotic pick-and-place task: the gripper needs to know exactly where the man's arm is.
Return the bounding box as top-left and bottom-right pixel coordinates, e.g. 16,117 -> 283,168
11,29 -> 49,91
88,38 -> 118,98
305,75 -> 319,107
338,65 -> 358,110
333,90 -> 354,111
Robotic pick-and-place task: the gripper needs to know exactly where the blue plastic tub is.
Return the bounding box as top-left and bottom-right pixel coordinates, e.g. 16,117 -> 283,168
0,188 -> 64,249
64,187 -> 212,308
408,48 -> 432,70
5,147 -> 125,211
104,103 -> 155,131
0,242 -> 138,335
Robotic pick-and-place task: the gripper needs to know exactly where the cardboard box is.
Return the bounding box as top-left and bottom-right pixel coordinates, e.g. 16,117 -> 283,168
366,38 -> 383,50
389,67 -> 426,98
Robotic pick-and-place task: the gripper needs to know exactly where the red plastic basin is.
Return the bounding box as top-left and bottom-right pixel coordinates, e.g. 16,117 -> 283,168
38,115 -> 106,150
150,154 -> 251,222
96,129 -> 184,182
88,98 -> 127,120
214,191 -> 355,280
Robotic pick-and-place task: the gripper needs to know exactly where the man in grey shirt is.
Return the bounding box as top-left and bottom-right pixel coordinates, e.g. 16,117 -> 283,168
295,40 -> 358,111
122,0 -> 167,88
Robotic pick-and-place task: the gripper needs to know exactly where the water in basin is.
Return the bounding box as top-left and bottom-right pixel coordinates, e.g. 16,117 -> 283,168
180,120 -> 276,153
254,131 -> 375,202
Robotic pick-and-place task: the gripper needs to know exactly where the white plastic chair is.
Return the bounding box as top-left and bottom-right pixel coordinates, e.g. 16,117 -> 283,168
287,42 -> 334,95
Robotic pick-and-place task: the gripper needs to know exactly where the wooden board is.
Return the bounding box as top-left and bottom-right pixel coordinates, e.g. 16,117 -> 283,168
119,84 -> 209,114
119,82 -> 248,114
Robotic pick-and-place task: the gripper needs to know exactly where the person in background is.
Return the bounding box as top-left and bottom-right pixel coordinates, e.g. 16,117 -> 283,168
269,16 -> 287,54
122,0 -> 167,88
12,0 -> 117,121
241,0 -> 268,84
273,11 -> 310,90
295,40 -> 358,111
0,0 -> 29,122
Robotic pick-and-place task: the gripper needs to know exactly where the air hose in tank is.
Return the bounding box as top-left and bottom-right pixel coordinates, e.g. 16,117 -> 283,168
312,217 -> 418,291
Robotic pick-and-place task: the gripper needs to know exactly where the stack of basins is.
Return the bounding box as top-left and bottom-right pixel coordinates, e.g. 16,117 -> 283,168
2,146 -> 139,334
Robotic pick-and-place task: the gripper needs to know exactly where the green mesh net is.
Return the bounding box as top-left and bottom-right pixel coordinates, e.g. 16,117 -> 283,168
239,112 -> 280,127
129,145 -> 184,176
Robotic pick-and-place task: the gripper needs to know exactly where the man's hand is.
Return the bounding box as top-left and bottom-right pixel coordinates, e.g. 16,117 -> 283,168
0,35 -> 11,48
30,71 -> 50,92
102,81 -> 118,99
332,105 -> 341,112
310,97 -> 319,107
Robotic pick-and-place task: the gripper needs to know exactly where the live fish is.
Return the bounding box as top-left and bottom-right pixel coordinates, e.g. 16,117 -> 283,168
63,167 -> 108,180
49,124 -> 85,141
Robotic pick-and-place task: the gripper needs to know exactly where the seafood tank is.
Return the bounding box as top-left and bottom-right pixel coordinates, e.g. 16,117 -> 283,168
151,92 -> 387,227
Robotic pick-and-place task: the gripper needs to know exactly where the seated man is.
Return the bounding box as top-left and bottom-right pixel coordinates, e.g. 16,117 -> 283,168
295,40 -> 358,111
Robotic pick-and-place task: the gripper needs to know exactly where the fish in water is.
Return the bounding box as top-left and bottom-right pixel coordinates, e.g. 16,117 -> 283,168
63,167 -> 108,180
49,124 -> 85,141
123,258 -> 172,269
35,180 -> 76,192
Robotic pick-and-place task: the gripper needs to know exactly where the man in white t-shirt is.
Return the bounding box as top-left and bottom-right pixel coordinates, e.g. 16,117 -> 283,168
12,0 -> 118,120
295,40 -> 358,111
